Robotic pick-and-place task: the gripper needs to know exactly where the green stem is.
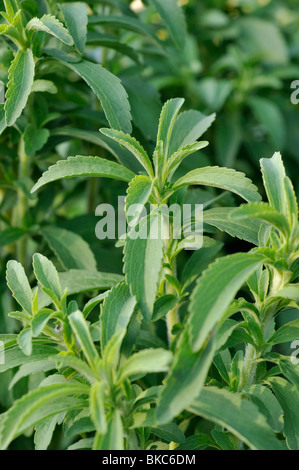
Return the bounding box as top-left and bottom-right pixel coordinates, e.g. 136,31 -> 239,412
165,258 -> 179,345
16,138 -> 30,267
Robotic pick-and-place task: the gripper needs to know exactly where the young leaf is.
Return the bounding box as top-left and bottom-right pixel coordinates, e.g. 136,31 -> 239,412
173,166 -> 262,203
6,260 -> 32,314
260,152 -> 287,214
100,128 -> 154,178
31,155 -> 135,192
5,49 -> 35,126
27,14 -> 74,45
64,60 -> 132,134
69,310 -> 99,368
100,281 -> 136,351
188,387 -> 283,450
163,141 -> 209,180
31,309 -> 54,337
168,110 -> 216,157
41,226 -> 97,271
118,348 -> 172,381
189,253 -> 265,352
60,2 -> 88,53
156,98 -> 184,158
17,328 -> 32,356
124,213 -> 165,321
33,253 -> 62,305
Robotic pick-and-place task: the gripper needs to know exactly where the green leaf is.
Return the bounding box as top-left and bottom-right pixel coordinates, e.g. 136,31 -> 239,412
260,152 -> 287,214
269,377 -> 299,450
151,423 -> 185,444
124,213 -> 165,321
41,226 -> 97,271
89,15 -> 158,44
27,14 -> 74,45
118,348 -> 172,381
59,270 -> 122,295
182,237 -> 223,287
69,310 -> 99,368
248,97 -> 285,149
31,79 -> 58,94
60,2 -> 88,53
33,253 -> 62,305
93,409 -> 124,450
148,0 -> 187,49
50,127 -> 143,173
176,433 -> 214,450
48,353 -> 98,383
278,358 -> 299,390
0,227 -> 25,247
122,77 -> 162,141
17,328 -> 32,356
23,124 -> 49,156
238,17 -> 288,65
189,253 -> 265,351
31,309 -> 54,337
83,292 -> 108,319
232,202 -> 290,237
5,49 -> 35,126
269,319 -> 299,345
101,281 -> 136,352
34,415 -> 59,450
168,110 -> 216,157
173,166 -> 261,202
100,128 -> 153,178
9,360 -> 55,389
189,387 -> 283,450
31,155 -> 135,192
156,98 -> 185,159
204,207 -> 264,245
163,141 -> 209,180
0,345 -> 58,374
89,382 -> 107,434
152,294 -> 178,322
6,260 -> 32,314
157,332 -> 215,424
126,175 -> 152,226
244,384 -> 284,433
274,284 -> 299,303
0,382 -> 89,449
64,60 -> 132,134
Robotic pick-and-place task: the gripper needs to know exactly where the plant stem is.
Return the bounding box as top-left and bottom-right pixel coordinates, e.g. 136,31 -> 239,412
16,138 -> 29,267
165,258 -> 179,345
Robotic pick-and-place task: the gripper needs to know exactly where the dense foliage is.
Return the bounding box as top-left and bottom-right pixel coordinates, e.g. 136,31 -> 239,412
0,0 -> 299,450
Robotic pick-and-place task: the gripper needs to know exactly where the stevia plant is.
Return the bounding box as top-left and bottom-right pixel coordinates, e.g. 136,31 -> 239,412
1,0 -> 299,453
1,93 -> 299,450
